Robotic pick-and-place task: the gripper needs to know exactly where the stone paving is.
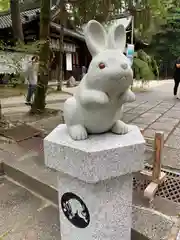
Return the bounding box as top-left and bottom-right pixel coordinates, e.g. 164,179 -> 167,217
1,80 -> 180,171
123,80 -> 180,171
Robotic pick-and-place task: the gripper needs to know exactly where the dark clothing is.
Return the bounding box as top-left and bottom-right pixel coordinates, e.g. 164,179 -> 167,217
173,58 -> 180,95
174,77 -> 180,96
26,84 -> 36,103
174,57 -> 180,78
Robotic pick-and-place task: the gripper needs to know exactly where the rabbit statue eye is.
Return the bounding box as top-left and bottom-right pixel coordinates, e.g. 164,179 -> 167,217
98,62 -> 105,69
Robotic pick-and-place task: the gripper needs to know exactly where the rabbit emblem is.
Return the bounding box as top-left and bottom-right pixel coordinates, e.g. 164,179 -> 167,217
62,199 -> 88,223
64,20 -> 135,140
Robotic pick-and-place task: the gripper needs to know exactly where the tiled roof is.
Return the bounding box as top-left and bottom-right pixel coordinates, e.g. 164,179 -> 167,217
0,8 -> 85,42
0,8 -> 40,29
0,3 -> 84,42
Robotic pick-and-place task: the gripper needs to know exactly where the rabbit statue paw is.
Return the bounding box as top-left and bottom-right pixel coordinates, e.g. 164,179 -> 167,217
68,125 -> 88,141
64,20 -> 135,140
111,120 -> 129,135
79,89 -> 109,106
122,89 -> 136,103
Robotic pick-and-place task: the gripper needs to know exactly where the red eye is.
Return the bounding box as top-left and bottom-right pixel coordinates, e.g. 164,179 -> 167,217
99,63 -> 105,69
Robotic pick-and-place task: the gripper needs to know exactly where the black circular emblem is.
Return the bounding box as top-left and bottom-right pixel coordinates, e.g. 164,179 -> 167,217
61,192 -> 90,228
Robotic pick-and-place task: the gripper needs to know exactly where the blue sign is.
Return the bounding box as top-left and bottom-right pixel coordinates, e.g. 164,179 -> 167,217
126,44 -> 134,66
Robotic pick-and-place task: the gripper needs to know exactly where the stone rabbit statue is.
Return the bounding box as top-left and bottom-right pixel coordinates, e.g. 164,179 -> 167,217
64,20 -> 135,140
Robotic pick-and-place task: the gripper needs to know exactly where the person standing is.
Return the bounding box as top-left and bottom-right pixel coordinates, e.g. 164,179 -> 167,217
25,55 -> 39,105
173,57 -> 180,99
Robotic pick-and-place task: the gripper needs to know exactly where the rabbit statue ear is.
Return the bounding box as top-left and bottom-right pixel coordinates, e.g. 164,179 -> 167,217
107,23 -> 126,52
84,20 -> 107,57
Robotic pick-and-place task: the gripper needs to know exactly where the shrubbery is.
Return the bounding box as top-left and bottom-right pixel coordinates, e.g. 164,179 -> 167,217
132,49 -> 159,83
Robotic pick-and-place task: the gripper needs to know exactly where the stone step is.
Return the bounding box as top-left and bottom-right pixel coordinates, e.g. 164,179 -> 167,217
0,176 -> 60,239
0,142 -> 59,205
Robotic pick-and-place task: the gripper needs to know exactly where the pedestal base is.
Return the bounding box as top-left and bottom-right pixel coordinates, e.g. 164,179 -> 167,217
58,173 -> 132,240
44,123 -> 145,240
44,124 -> 145,183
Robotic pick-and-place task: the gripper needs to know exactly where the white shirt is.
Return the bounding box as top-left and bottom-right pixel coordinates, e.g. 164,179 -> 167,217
25,61 -> 38,85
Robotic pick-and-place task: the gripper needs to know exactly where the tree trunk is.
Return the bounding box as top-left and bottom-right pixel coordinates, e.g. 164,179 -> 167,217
0,101 -> 2,120
56,0 -> 65,91
10,0 -> 24,42
31,0 -> 50,114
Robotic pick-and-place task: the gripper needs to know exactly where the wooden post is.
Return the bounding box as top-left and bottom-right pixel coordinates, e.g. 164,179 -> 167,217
140,130 -> 166,200
152,132 -> 164,182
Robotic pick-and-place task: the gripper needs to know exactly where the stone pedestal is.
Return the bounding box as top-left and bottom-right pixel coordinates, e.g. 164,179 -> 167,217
44,124 -> 145,240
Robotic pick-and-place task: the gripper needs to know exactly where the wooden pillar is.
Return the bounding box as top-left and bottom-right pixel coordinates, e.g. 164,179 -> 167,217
152,132 -> 164,182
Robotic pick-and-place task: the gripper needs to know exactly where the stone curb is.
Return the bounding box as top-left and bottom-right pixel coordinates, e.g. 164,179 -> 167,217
2,160 -> 58,205
1,98 -> 67,109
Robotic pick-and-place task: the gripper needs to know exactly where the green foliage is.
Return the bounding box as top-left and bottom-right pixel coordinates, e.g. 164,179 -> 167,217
0,39 -> 51,88
132,50 -> 158,81
0,0 -> 9,12
0,0 -> 57,13
151,8 -> 180,59
0,50 -> 27,86
150,57 -> 159,77
148,7 -> 180,76
70,0 -> 172,39
0,40 -> 43,86
137,49 -> 159,77
71,0 -> 123,26
133,58 -> 155,81
133,0 -> 174,41
9,74 -> 25,87
0,40 -> 42,54
0,39 -> 46,87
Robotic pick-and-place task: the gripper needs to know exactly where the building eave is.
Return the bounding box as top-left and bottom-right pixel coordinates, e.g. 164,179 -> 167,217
50,22 -> 85,41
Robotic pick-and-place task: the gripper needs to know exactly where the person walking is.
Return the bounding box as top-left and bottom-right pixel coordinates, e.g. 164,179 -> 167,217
173,57 -> 180,99
25,55 -> 39,105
